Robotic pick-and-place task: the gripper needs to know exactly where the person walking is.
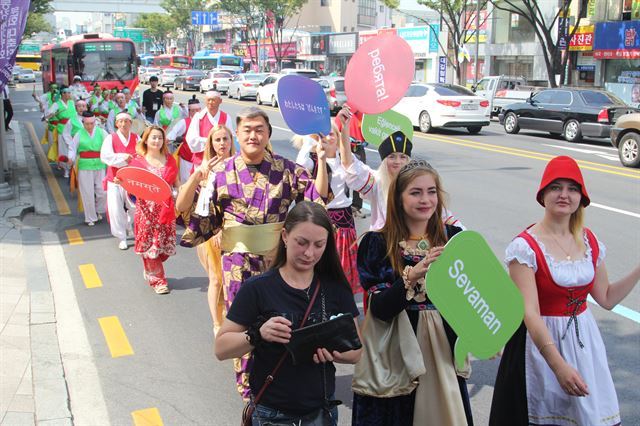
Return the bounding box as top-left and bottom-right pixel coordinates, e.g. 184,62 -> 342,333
489,156 -> 640,426
351,159 -> 474,426
128,126 -> 180,295
2,85 -> 13,131
215,201 -> 361,425
142,76 -> 163,123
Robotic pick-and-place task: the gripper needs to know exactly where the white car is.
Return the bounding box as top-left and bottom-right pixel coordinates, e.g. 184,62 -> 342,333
227,73 -> 268,100
200,71 -> 233,94
393,83 -> 491,134
256,74 -> 282,107
159,69 -> 181,87
142,67 -> 161,84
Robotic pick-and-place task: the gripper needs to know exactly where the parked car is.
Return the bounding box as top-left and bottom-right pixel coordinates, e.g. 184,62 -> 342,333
610,113 -> 640,168
200,71 -> 233,94
392,83 -> 491,134
173,69 -> 206,91
11,66 -> 23,83
315,76 -> 346,114
159,69 -> 181,87
472,75 -> 538,117
499,88 -> 640,143
256,74 -> 282,107
280,68 -> 319,78
17,69 -> 36,83
227,73 -> 268,100
142,67 -> 161,84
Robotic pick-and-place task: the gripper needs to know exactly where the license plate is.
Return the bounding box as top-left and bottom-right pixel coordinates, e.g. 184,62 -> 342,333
461,104 -> 478,110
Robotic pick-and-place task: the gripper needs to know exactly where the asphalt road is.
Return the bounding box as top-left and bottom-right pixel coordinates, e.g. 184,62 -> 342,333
9,82 -> 640,426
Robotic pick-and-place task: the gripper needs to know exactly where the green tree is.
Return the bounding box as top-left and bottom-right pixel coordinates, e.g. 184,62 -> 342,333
383,0 -> 489,85
23,0 -> 53,38
217,0 -> 264,69
489,0 -> 587,87
135,13 -> 176,53
161,0 -> 210,54
262,0 -> 308,71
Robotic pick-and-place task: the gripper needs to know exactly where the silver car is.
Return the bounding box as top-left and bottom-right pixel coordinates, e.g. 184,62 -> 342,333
17,69 -> 37,83
227,73 -> 268,100
315,77 -> 346,114
200,71 -> 233,94
159,69 -> 181,87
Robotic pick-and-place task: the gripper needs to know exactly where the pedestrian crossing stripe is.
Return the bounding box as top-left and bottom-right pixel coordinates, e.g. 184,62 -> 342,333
65,229 -> 84,245
98,316 -> 134,357
78,264 -> 102,288
132,408 -> 164,426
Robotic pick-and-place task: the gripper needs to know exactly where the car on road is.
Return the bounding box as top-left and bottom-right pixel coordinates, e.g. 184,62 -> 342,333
280,68 -> 319,78
315,77 -> 346,114
159,69 -> 181,87
141,67 -> 161,84
392,83 -> 491,134
200,70 -> 233,94
11,66 -> 23,83
227,73 -> 268,100
256,74 -> 282,107
472,75 -> 537,117
173,69 -> 206,91
610,113 -> 640,168
17,69 -> 36,83
500,88 -> 640,143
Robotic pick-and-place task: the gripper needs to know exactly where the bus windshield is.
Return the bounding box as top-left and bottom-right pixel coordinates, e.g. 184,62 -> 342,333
173,56 -> 190,66
220,56 -> 241,67
74,42 -> 136,83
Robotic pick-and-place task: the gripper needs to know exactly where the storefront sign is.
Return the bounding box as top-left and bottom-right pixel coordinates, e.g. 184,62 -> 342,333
311,34 -> 329,55
465,10 -> 488,43
558,17 -> 570,50
248,42 -> 297,59
569,25 -> 594,51
594,21 -> 640,58
438,56 -> 447,83
398,27 -> 430,55
359,30 -> 378,46
429,24 -> 440,53
328,33 -> 357,55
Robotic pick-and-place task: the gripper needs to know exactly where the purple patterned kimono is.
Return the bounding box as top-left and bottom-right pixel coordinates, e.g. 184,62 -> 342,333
179,150 -> 327,399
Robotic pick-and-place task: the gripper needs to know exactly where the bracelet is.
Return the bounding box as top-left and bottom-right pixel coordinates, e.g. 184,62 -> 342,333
244,317 -> 267,349
402,265 -> 414,287
538,341 -> 555,355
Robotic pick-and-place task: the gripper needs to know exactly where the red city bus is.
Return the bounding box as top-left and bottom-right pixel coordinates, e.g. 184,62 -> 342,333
152,54 -> 191,69
40,33 -> 139,92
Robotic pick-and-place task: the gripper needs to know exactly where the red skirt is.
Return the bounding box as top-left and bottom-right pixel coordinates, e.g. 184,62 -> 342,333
328,207 -> 361,294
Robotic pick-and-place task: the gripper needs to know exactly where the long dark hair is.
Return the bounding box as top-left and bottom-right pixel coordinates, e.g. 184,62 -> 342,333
271,201 -> 350,288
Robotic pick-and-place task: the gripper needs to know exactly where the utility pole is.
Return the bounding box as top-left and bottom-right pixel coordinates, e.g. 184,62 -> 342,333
474,0 -> 480,86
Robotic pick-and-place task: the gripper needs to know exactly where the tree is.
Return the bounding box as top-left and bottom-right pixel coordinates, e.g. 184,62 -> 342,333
383,0 -> 490,85
135,13 -> 175,54
217,0 -> 264,70
262,0 -> 308,71
161,0 -> 210,55
489,0 -> 587,87
23,0 -> 53,38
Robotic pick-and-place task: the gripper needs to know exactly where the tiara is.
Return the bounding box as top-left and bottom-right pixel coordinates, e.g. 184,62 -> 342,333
399,159 -> 434,175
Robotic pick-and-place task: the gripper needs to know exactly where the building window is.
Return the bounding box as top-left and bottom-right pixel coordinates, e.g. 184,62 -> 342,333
321,0 -> 329,6
380,5 -> 384,12
319,25 -> 332,33
358,0 -> 376,26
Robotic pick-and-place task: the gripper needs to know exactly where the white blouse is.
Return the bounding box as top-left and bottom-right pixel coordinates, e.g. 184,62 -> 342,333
505,229 -> 606,287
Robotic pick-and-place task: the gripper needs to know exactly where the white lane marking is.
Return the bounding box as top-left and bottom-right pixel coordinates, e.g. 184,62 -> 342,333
542,144 -> 619,162
575,143 -> 617,152
588,296 -> 640,324
591,202 -> 640,219
272,125 -> 292,133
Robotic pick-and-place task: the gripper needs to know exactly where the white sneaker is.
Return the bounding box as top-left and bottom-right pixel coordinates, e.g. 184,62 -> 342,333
63,170 -> 70,178
87,221 -> 95,227
118,240 -> 128,250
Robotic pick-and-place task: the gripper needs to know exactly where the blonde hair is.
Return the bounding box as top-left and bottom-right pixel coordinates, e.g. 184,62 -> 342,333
137,126 -> 169,156
380,165 -> 448,274
570,205 -> 585,250
204,124 -> 235,162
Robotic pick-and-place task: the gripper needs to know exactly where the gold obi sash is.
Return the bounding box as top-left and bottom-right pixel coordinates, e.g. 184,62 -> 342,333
220,221 -> 284,256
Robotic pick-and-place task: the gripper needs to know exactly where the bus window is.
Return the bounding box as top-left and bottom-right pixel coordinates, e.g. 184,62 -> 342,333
74,42 -> 136,83
220,56 -> 241,67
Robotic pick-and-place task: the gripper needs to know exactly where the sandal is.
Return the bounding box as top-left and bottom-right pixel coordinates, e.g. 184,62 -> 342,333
154,284 -> 170,294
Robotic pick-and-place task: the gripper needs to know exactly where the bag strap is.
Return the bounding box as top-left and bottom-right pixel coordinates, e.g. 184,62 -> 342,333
249,279 -> 321,411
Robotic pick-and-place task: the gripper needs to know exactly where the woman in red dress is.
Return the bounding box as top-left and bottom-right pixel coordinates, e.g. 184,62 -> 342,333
130,125 -> 180,294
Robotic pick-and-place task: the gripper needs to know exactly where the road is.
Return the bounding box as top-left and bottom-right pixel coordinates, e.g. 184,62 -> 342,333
10,83 -> 640,426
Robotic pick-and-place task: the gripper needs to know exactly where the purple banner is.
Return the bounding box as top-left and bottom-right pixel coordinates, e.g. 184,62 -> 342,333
0,0 -> 30,92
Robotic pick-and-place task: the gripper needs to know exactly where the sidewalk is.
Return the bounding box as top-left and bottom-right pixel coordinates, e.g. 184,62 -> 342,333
1,122 -> 72,425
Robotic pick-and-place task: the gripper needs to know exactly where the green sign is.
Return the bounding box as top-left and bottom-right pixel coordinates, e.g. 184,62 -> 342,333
425,231 -> 524,370
113,28 -> 149,43
19,43 -> 40,54
361,109 -> 414,147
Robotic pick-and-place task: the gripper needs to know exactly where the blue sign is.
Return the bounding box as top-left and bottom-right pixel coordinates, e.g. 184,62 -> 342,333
429,24 -> 440,53
277,75 -> 331,136
438,56 -> 447,83
191,11 -> 218,26
593,21 -> 640,57
576,65 -> 595,72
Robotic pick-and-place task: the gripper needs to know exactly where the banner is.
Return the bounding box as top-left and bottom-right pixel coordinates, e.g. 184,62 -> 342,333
568,25 -> 594,51
0,0 -> 30,92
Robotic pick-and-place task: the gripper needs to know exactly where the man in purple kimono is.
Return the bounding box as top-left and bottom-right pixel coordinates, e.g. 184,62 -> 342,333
177,106 -> 329,399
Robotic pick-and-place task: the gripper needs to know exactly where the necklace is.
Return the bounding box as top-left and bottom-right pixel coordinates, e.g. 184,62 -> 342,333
540,223 -> 574,261
408,233 -> 430,251
281,269 -> 313,299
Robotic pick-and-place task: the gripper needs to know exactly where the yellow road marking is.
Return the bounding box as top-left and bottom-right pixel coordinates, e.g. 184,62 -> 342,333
98,316 -> 134,358
25,122 -> 71,215
415,132 -> 640,179
78,264 -> 102,288
65,229 -> 84,245
132,408 -> 164,426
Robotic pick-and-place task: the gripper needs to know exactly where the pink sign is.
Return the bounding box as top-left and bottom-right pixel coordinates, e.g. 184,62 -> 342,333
344,33 -> 414,114
116,167 -> 172,203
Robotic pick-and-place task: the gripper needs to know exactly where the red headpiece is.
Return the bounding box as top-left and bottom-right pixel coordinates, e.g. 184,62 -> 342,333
536,156 -> 590,207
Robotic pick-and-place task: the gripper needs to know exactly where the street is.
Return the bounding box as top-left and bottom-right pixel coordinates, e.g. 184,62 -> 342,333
8,82 -> 640,426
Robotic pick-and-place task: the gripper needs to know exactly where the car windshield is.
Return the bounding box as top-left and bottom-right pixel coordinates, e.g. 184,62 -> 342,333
579,90 -> 625,106
185,70 -> 205,76
245,74 -> 266,81
164,70 -> 180,75
432,84 -> 475,96
214,73 -> 231,78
